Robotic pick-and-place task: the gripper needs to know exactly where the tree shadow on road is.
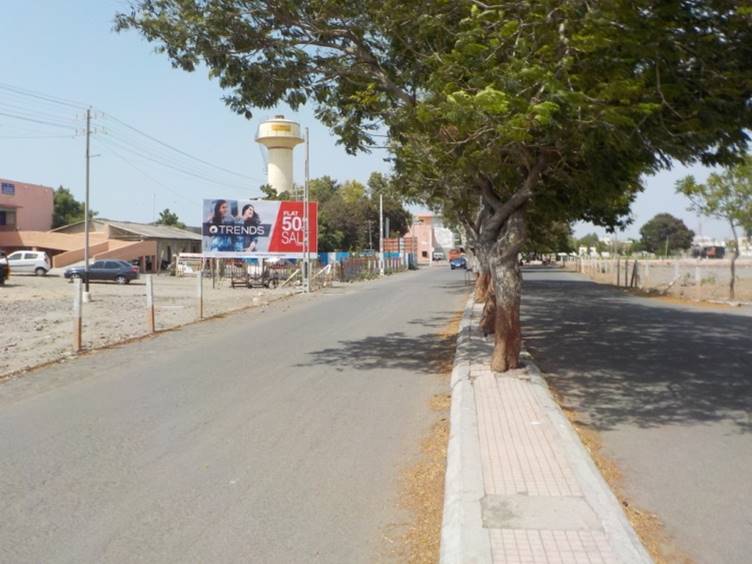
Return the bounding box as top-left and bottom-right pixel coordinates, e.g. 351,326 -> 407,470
522,272 -> 752,433
298,331 -> 458,375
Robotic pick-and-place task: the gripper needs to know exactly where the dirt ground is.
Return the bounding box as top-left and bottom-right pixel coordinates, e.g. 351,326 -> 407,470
0,273 -> 297,378
571,260 -> 752,304
391,308 -> 463,563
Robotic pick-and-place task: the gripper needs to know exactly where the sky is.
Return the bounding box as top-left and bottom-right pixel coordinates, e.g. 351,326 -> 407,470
0,1 -> 735,239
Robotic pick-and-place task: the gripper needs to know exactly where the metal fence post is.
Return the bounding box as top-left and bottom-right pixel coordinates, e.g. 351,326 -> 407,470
72,277 -> 82,352
695,265 -> 701,301
146,274 -> 155,333
197,271 -> 204,319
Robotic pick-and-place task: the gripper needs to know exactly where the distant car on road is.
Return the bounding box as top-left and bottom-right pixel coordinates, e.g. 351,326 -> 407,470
0,252 -> 9,285
449,256 -> 467,270
432,251 -> 446,261
6,250 -> 51,275
64,260 -> 140,284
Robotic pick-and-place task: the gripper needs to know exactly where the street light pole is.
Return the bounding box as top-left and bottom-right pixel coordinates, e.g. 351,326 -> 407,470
83,107 -> 91,301
303,127 -> 310,293
379,194 -> 385,276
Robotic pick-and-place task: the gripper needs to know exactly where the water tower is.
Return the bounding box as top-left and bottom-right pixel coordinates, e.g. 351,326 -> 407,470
256,115 -> 304,195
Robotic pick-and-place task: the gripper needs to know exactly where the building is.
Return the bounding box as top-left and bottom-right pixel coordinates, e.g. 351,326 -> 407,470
53,219 -> 202,271
406,213 -> 456,264
0,217 -> 201,272
0,178 -> 54,231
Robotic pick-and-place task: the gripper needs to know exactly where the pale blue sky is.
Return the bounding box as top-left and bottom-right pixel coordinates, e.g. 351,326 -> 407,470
0,1 -> 733,239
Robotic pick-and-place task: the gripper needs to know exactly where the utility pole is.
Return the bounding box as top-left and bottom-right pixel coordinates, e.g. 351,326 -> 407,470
379,194 -> 385,276
303,127 -> 310,293
83,107 -> 92,301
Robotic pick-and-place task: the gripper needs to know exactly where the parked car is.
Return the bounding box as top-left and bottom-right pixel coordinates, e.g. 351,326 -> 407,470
64,260 -> 140,284
0,252 -> 9,285
6,250 -> 51,275
450,256 -> 467,270
432,251 -> 446,261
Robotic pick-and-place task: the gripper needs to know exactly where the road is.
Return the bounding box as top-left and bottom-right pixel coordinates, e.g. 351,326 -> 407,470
521,268 -> 752,564
0,267 -> 468,563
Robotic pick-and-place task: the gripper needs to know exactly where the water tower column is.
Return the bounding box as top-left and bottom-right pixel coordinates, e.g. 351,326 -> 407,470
256,115 -> 304,195
267,146 -> 294,194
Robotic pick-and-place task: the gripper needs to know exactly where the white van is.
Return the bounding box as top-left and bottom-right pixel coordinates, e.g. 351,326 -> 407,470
6,251 -> 51,275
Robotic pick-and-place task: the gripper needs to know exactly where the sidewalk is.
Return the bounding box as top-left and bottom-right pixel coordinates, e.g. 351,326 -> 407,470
440,298 -> 652,564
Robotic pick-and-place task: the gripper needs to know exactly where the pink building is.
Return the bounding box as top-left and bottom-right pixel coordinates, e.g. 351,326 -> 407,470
407,213 -> 435,265
0,178 -> 54,231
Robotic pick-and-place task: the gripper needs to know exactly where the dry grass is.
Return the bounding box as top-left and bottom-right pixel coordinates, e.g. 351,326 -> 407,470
390,309 -> 463,563
549,388 -> 693,564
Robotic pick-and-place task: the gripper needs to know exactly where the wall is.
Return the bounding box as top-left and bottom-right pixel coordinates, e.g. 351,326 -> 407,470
0,178 -> 54,231
407,215 -> 434,264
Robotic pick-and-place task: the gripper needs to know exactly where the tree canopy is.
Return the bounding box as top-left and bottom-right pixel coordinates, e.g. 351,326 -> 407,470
676,158 -> 752,299
639,213 -> 694,255
117,0 -> 752,371
52,186 -> 96,229
154,208 -> 186,229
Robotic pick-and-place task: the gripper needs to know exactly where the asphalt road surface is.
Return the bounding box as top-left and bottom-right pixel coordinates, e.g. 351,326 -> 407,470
0,267 -> 468,563
522,268 -> 752,564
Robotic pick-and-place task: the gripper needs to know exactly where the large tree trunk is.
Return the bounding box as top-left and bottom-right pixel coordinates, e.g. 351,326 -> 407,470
489,254 -> 522,371
474,248 -> 492,303
488,208 -> 526,372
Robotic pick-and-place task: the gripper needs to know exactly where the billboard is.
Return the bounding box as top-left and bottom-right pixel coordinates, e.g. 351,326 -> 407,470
202,199 -> 317,258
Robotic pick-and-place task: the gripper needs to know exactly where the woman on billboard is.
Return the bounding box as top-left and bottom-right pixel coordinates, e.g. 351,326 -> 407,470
237,204 -> 261,252
206,199 -> 236,252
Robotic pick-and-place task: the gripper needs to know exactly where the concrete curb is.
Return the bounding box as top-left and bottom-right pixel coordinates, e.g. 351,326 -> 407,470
440,296 -> 652,564
440,296 -> 493,563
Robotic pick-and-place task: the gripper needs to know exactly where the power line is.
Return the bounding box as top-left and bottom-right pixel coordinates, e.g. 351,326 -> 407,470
0,82 -> 88,110
97,122 -> 257,189
93,138 -> 197,206
96,135 -> 252,195
99,111 -> 264,183
0,111 -> 79,131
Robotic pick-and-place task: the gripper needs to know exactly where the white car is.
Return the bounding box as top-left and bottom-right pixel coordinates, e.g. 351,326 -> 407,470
6,251 -> 51,275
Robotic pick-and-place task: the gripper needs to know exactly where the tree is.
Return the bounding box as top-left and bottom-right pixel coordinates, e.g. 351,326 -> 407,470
575,233 -> 607,255
677,160 -> 752,300
639,214 -> 694,256
259,184 -> 290,201
155,208 -> 185,229
52,186 -> 96,228
391,2 -> 752,370
117,1 -> 752,372
524,221 -> 574,256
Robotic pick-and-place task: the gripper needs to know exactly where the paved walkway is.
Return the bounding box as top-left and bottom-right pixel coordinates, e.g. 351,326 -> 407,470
441,300 -> 649,564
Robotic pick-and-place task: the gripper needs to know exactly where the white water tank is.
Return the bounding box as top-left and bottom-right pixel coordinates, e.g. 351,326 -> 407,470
256,115 -> 304,194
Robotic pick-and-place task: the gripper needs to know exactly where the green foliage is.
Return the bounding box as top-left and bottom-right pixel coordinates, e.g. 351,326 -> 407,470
525,221 -> 574,255
639,214 -> 694,255
676,158 -> 752,238
155,208 -> 185,229
259,184 -> 290,201
576,233 -> 606,254
307,174 -> 411,252
52,186 -> 96,228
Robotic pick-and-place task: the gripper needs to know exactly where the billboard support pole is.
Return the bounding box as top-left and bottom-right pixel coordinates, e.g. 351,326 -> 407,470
304,127 -> 311,293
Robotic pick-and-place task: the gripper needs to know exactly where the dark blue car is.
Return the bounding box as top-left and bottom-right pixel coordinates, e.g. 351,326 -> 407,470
64,260 -> 140,284
449,256 -> 467,270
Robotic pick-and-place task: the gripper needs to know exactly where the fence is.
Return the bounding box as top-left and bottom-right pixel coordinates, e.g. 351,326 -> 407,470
571,257 -> 752,302
334,255 -> 409,282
